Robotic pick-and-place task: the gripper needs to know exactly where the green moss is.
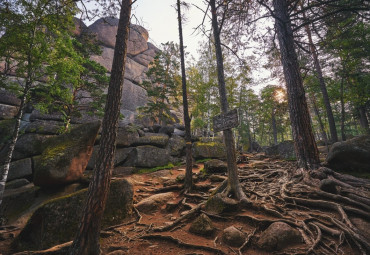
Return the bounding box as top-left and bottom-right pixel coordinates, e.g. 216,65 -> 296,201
196,158 -> 212,163
40,139 -> 74,167
136,163 -> 175,174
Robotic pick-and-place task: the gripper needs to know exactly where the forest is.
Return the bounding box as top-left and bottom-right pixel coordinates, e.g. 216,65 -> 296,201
0,0 -> 369,254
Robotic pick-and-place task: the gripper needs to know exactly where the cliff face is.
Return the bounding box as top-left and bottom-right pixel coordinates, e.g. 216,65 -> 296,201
0,17 -> 159,125
77,17 -> 160,123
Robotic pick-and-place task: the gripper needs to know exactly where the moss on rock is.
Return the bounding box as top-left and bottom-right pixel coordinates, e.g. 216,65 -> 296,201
12,179 -> 133,251
192,141 -> 226,159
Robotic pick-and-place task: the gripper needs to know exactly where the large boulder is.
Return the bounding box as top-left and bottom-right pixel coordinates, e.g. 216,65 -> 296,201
204,159 -> 227,174
257,222 -> 302,251
0,119 -> 16,150
12,133 -> 54,160
6,158 -> 33,181
0,103 -> 19,120
192,141 -> 226,159
25,120 -> 66,135
132,48 -> 157,66
135,192 -> 174,213
166,135 -> 185,156
134,133 -> 169,148
12,179 -> 133,251
116,125 -> 140,147
33,121 -> 101,187
88,18 -> 148,55
265,141 -> 296,160
120,79 -> 148,112
124,57 -> 148,84
189,213 -> 215,236
222,226 -> 246,247
71,17 -> 87,36
0,90 -> 21,106
326,135 -> 370,172
89,46 -> 114,72
0,183 -> 38,225
134,145 -> 170,168
87,146 -> 134,169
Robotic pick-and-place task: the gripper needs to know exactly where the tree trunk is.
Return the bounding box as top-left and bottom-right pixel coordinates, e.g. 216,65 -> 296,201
340,76 -> 346,141
176,0 -> 192,191
70,1 -> 131,254
358,105 -> 370,133
210,0 -> 245,200
273,0 -> 320,170
303,12 -> 338,143
310,94 -> 329,152
271,109 -> 278,145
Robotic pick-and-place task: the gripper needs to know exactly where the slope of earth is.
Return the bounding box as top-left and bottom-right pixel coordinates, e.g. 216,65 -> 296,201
2,153 -> 370,255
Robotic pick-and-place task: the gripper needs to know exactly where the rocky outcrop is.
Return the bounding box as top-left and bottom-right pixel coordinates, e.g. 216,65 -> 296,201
326,135 -> 370,172
12,179 -> 133,251
204,159 -> 227,174
33,121 -> 101,187
192,140 -> 226,159
265,140 -> 296,160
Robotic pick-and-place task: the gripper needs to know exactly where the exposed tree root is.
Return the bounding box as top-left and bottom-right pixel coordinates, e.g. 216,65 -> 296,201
140,234 -> 226,254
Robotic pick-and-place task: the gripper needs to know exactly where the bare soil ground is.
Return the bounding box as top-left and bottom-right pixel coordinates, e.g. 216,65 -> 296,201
1,153 -> 370,255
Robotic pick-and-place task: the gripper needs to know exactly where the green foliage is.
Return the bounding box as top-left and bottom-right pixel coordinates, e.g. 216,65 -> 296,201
138,42 -> 181,125
136,163 -> 175,174
0,0 -> 108,132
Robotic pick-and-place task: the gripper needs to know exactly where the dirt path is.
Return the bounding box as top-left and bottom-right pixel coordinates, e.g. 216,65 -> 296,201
2,153 -> 370,254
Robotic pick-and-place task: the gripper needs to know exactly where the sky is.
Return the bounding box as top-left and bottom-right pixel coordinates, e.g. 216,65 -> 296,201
131,0 -> 208,59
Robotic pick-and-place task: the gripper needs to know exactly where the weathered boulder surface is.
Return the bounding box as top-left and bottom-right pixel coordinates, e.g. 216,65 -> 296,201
116,125 -> 140,147
192,141 -> 226,159
326,135 -> 370,172
25,120 -> 66,135
87,146 -> 134,169
134,133 -> 169,148
257,222 -> 302,251
33,121 -> 101,187
12,179 -> 133,251
265,140 -> 296,160
166,135 -> 185,156
6,158 -> 33,181
0,104 -> 19,120
205,193 -> 238,215
134,145 -> 170,168
133,48 -> 156,66
120,79 -> 147,112
204,159 -> 227,174
0,91 -> 21,106
0,119 -> 16,152
88,18 -> 148,55
189,213 -> 215,236
12,133 -> 53,160
0,183 -> 38,224
222,226 -> 246,247
135,192 -> 174,214
5,178 -> 30,190
124,57 -> 148,84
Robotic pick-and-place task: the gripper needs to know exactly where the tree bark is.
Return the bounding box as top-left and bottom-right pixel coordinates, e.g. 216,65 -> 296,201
69,1 -> 131,254
340,76 -> 346,141
273,0 -> 320,170
271,109 -> 278,145
210,0 -> 245,200
176,0 -> 193,191
303,12 -> 338,143
310,94 -> 329,152
358,105 -> 370,133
